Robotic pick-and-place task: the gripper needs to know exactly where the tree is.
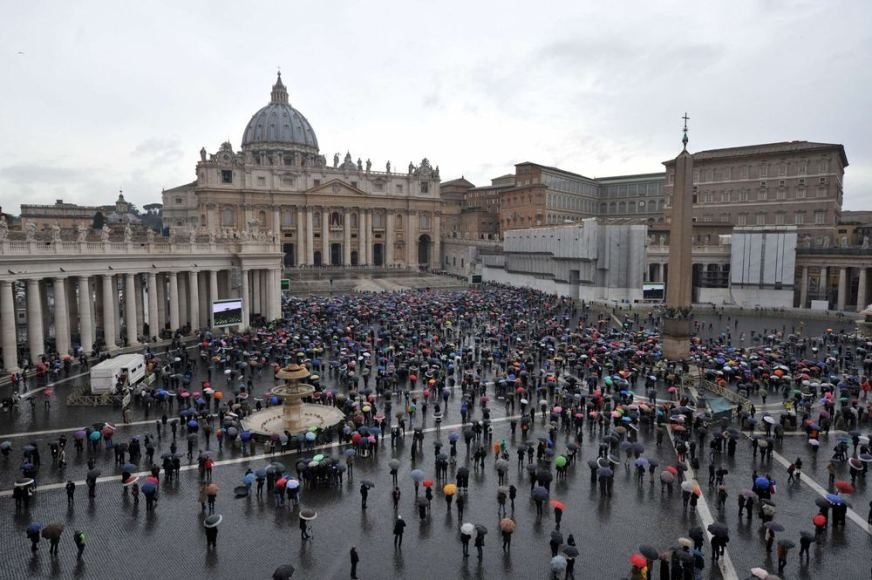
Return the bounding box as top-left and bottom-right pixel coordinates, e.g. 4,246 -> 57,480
92,211 -> 105,230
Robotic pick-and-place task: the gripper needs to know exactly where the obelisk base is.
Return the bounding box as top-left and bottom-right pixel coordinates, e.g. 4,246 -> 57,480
662,317 -> 692,361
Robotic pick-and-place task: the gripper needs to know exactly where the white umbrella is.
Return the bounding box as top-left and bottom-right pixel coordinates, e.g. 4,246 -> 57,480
460,522 -> 475,535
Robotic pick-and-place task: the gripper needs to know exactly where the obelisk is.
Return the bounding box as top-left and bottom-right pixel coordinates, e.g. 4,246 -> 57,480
662,114 -> 694,360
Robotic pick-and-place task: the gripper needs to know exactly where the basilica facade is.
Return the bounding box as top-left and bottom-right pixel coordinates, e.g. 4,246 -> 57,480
162,73 -> 455,270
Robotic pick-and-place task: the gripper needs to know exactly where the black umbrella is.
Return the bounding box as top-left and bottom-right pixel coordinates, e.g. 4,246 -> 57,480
688,527 -> 704,542
674,550 -> 694,563
799,531 -> 816,542
777,539 -> 795,549
563,546 -> 579,558
536,470 -> 554,483
474,524 -> 488,535
87,469 -> 101,480
814,497 -> 831,509
586,459 -> 599,469
707,523 -> 729,538
550,530 -> 564,544
639,545 -> 659,560
361,480 -> 375,489
272,564 -> 295,579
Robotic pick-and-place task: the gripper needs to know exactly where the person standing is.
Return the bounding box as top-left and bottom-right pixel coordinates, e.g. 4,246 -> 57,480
360,483 -> 368,510
350,546 -> 360,579
393,516 -> 406,549
73,530 -> 85,559
66,480 -> 76,506
299,517 -> 310,541
474,530 -> 485,560
392,487 -> 401,511
205,525 -> 218,549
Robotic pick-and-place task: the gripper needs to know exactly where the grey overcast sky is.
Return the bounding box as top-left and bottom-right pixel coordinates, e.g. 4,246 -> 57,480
1,1 -> 871,215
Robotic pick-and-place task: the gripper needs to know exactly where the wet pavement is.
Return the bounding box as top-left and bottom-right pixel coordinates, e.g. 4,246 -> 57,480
0,305 -> 869,580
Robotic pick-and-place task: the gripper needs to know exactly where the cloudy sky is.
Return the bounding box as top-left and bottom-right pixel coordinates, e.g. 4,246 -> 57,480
1,1 -> 870,215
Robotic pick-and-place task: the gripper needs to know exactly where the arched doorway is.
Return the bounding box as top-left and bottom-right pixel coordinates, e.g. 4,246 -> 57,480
313,251 -> 322,267
282,243 -> 295,267
417,235 -> 431,269
330,243 -> 342,266
373,243 -> 384,266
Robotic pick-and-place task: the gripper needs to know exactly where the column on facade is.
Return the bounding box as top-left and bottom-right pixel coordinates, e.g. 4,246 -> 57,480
188,270 -> 200,330
78,276 -> 94,353
386,213 -> 395,266
271,269 -> 282,320
344,209 -> 352,265
147,273 -> 159,340
134,275 -> 145,338
837,267 -> 848,311
321,208 -> 330,265
857,267 -> 868,312
365,210 -> 373,265
296,207 -> 305,266
407,211 -> 417,267
273,207 -> 281,235
432,214 -> 442,269
178,273 -> 189,329
251,270 -> 261,314
306,208 -> 314,265
40,281 -> 50,340
1,280 -> 18,371
102,275 -> 117,350
53,277 -> 71,356
125,273 -> 139,345
819,267 -> 828,304
799,266 -> 809,309
26,279 -> 44,363
209,270 -> 219,326
241,269 -> 250,331
66,278 -> 78,345
198,272 -> 208,330
156,274 -> 167,333
168,272 -> 180,332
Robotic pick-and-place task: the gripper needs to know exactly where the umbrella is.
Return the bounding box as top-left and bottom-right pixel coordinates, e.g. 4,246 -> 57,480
410,469 -> 425,482
563,546 -> 580,558
388,459 -> 400,470
299,509 -> 318,521
660,471 -> 675,484
639,545 -> 659,560
460,522 -> 475,535
550,555 -> 568,572
499,518 -> 515,532
87,469 -> 101,480
122,475 -> 140,487
677,537 -> 693,548
121,463 -> 137,473
834,480 -> 855,494
272,564 -> 296,580
206,483 -> 219,495
777,539 -> 795,549
765,522 -> 785,532
532,486 -> 549,501
286,479 -> 300,490
15,478 -> 34,487
443,483 -> 457,496
750,568 -> 769,579
41,523 -> 64,540
550,500 -> 566,511
799,531 -> 816,542
361,480 -> 375,489
629,553 -> 647,568
204,514 -> 223,528
26,523 -> 43,535
474,523 -> 488,535
707,523 -> 729,538
422,479 -> 434,488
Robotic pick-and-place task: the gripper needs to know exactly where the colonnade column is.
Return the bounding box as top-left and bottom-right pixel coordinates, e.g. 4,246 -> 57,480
78,276 -> 94,353
799,266 -> 808,309
433,214 -> 442,269
407,212 -> 417,267
26,280 -> 44,364
125,274 -> 139,346
198,272 -> 208,330
148,273 -> 159,340
209,270 -> 219,327
1,281 -> 18,371
53,277 -> 71,356
343,209 -> 352,265
241,269 -> 250,331
364,211 -> 373,265
386,213 -> 395,266
156,274 -> 167,334
168,272 -> 180,332
321,209 -> 330,265
306,208 -> 314,265
251,270 -> 261,314
102,275 -> 117,350
858,268 -> 868,312
837,267 -> 847,311
188,271 -> 200,330
134,275 -> 145,338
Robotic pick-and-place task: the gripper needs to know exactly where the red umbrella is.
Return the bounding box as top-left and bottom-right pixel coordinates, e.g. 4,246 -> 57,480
665,465 -> 679,476
422,479 -> 434,488
834,480 -> 855,494
144,476 -> 159,486
812,514 -> 826,527
629,553 -> 647,568
549,500 -> 565,511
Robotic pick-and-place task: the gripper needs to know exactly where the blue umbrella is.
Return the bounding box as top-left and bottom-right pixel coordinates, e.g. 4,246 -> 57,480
121,463 -> 137,473
243,473 -> 255,485
26,523 -> 43,534
240,431 -> 252,442
89,431 -> 101,441
344,448 -> 356,457
755,476 -> 769,489
305,432 -> 316,441
180,409 -> 194,417
255,468 -> 267,478
187,420 -> 199,430
142,483 -> 157,494
826,493 -> 844,505
410,469 -> 425,482
532,486 -> 549,501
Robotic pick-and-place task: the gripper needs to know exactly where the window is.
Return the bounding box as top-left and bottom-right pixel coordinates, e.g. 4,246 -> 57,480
372,212 -> 384,228
800,162 -> 807,175
814,211 -> 825,225
820,159 -> 829,173
775,213 -> 785,225
420,181 -> 429,194
760,166 -> 768,178
779,164 -> 787,177
794,212 -> 805,225
200,215 -> 206,226
282,177 -> 294,186
281,209 -> 296,227
313,179 -> 320,187
396,214 -> 403,229
351,213 -> 358,228
396,184 -> 403,193
221,207 -> 235,226
221,170 -> 233,183
419,214 -> 430,229
375,183 -> 384,192
330,211 -> 342,226
175,197 -> 183,205
756,213 -> 766,226
737,214 -> 747,226
257,176 -> 266,186
351,181 -> 358,189
313,212 -> 321,228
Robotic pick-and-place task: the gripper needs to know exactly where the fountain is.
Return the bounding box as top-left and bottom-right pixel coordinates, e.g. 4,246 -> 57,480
242,363 -> 345,437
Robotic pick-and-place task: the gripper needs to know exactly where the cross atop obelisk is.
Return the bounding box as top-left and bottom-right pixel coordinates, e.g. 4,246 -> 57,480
681,113 -> 690,151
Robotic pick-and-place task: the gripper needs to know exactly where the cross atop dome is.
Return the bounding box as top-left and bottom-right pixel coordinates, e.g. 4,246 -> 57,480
270,71 -> 289,105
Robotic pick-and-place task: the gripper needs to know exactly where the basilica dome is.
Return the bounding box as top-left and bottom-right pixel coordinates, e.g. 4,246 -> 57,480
241,73 -> 319,151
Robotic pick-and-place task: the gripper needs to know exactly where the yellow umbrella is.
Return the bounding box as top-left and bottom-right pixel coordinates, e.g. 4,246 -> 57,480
443,483 -> 457,496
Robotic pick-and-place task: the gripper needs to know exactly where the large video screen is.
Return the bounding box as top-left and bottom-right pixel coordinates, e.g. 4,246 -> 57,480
642,283 -> 665,300
212,298 -> 243,327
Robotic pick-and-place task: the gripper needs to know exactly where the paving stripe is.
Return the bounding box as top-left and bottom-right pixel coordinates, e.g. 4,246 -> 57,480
666,427 -> 739,580
765,443 -> 871,537
0,414 -> 524,498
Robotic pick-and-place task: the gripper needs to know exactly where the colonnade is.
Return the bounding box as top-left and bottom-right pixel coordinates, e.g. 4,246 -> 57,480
798,265 -> 869,312
0,266 -> 282,371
